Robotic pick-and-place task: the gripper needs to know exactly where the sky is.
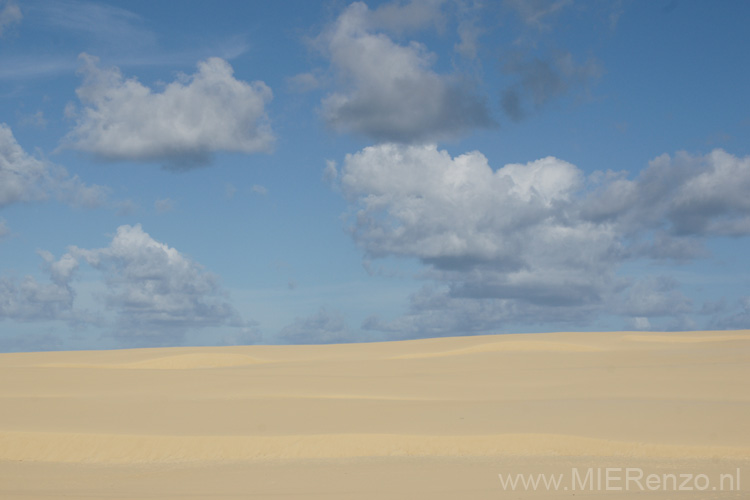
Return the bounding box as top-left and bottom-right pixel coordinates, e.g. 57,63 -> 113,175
1,0 -> 749,352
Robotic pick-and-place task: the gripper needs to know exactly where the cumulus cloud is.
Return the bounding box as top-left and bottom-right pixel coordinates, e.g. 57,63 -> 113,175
0,0 -> 21,37
582,149 -> 750,258
316,2 -> 492,143
1,224 -> 256,347
337,144 -> 750,337
340,143 -> 606,262
64,55 -> 274,168
0,251 -> 78,322
0,123 -> 107,209
68,224 -> 254,345
279,307 -> 355,344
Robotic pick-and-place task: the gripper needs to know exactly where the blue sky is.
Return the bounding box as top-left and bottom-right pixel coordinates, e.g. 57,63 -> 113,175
1,0 -> 749,351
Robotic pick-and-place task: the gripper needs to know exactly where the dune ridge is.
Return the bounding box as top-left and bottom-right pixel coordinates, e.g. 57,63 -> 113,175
622,333 -> 750,344
391,340 -> 602,359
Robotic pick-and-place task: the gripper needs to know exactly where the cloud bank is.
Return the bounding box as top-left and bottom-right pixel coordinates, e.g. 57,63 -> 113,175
64,55 -> 274,168
335,143 -> 750,337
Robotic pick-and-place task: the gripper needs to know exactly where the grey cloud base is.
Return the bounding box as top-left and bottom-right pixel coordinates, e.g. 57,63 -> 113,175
316,2 -> 493,143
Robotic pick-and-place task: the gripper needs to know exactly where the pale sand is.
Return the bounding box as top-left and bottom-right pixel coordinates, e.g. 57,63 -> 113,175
1,330 -> 749,498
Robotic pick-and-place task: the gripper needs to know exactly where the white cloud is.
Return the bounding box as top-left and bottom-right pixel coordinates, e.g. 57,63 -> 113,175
340,143 -> 600,263
0,122 -> 107,208
0,276 -> 75,321
70,224 -> 254,345
1,224 -> 257,347
64,55 -> 274,168
316,2 -> 492,143
582,149 -> 750,253
0,123 -> 49,206
0,0 -> 21,37
337,144 -> 750,337
0,251 -> 77,322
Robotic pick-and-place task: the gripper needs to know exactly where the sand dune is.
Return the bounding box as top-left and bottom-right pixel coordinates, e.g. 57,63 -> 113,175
40,352 -> 267,370
1,330 -> 749,499
623,332 -> 750,343
391,340 -> 603,358
2,431 -> 748,464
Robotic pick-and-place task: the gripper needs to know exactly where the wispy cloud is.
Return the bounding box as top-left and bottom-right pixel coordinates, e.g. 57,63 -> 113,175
26,0 -> 155,48
0,1 -> 249,81
0,122 -> 108,209
0,0 -> 21,37
504,0 -> 572,30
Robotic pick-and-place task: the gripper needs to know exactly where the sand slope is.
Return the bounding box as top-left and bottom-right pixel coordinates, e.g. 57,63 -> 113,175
1,330 -> 749,498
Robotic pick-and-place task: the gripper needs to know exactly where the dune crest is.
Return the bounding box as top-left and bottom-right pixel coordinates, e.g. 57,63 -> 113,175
392,340 -> 602,359
623,333 -> 750,344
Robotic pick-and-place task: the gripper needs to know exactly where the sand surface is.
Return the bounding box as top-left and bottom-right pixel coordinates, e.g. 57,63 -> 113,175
1,330 -> 749,498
